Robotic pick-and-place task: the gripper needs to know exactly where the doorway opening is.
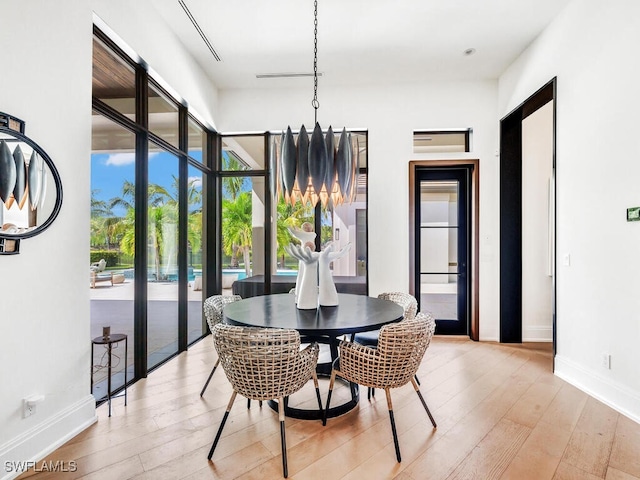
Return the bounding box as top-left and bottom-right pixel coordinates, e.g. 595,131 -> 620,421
499,78 -> 556,349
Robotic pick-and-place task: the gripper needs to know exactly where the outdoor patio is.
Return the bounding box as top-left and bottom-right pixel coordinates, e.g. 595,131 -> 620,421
90,277 -> 220,398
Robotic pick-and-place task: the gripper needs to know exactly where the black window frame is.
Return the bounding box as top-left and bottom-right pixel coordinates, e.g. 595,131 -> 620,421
91,26 -> 217,397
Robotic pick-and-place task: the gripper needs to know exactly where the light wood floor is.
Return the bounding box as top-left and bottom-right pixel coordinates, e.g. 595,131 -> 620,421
20,336 -> 640,480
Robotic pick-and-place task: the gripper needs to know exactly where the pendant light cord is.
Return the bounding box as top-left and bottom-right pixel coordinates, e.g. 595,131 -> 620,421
312,0 -> 319,124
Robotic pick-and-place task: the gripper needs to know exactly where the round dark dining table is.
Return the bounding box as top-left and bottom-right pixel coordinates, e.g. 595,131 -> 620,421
223,293 -> 403,420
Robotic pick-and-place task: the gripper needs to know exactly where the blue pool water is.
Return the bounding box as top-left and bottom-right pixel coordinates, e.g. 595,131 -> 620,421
220,269 -> 247,281
123,268 -> 297,282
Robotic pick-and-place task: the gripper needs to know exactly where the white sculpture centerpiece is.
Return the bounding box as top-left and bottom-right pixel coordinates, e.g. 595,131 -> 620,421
286,225 -> 351,309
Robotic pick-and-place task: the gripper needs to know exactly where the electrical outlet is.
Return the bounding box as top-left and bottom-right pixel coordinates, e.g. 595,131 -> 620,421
23,399 -> 35,418
22,395 -> 44,418
601,353 -> 611,369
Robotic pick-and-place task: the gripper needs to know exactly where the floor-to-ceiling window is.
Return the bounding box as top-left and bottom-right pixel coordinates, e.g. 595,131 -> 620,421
270,131 -> 368,288
90,111 -> 136,399
146,142 -> 180,368
90,27 -> 213,400
218,134 -> 267,296
220,131 -> 368,298
186,163 -> 204,344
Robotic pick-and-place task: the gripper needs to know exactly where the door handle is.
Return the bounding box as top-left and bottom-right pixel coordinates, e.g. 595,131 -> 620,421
458,262 -> 466,278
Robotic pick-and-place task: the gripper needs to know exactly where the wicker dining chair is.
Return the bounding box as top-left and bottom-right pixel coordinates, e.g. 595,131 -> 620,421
208,324 -> 322,478
353,292 -> 419,399
323,312 -> 437,463
199,294 -> 242,397
353,292 -> 418,345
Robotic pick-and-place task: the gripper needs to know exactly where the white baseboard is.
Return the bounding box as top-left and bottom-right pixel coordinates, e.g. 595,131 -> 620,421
523,325 -> 553,342
555,355 -> 640,424
0,395 -> 97,480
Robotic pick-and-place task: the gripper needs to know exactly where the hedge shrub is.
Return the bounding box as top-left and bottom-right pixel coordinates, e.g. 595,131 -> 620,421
89,250 -> 120,267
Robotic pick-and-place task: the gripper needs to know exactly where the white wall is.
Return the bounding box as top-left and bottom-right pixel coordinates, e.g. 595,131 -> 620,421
500,0 -> 640,422
0,2 -> 219,476
219,80 -> 501,340
0,1 -> 96,474
522,101 -> 554,341
332,201 -> 364,277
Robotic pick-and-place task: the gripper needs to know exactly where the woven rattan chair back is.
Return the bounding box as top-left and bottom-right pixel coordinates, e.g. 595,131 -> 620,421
377,312 -> 435,385
209,324 -> 321,477
354,292 -> 418,350
203,295 -> 242,333
324,312 -> 437,463
213,324 -> 318,401
200,295 -> 242,397
377,292 -> 418,320
340,312 -> 435,389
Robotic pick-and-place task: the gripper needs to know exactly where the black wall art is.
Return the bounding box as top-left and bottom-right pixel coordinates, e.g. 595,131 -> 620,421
0,112 -> 63,254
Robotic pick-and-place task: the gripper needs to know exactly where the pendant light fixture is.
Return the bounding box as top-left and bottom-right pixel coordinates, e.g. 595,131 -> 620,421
278,0 -> 358,208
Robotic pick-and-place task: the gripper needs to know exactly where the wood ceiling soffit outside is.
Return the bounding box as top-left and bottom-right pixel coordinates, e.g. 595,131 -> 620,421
92,38 -> 135,100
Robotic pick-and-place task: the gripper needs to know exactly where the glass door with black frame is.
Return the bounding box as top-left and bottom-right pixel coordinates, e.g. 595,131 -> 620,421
416,168 -> 470,335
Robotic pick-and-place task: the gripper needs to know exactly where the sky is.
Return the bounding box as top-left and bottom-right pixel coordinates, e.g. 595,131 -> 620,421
91,151 -> 204,217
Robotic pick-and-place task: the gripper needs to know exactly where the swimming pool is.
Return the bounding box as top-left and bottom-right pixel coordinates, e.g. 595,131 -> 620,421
140,268 -> 298,282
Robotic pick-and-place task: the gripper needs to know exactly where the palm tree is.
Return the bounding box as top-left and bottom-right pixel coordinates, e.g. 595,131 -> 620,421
222,191 -> 253,276
108,179 -> 175,280
222,153 -> 249,267
109,180 -> 135,212
108,181 -> 136,259
188,210 -> 202,259
119,207 -> 136,259
107,175 -> 203,280
275,199 -> 313,269
148,202 -> 178,281
90,216 -> 106,248
146,178 -> 183,281
91,189 -> 111,217
223,175 -> 246,201
91,190 -> 124,250
186,177 -> 203,262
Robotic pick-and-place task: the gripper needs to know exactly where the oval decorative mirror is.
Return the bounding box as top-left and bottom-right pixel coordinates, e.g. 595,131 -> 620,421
0,112 -> 63,254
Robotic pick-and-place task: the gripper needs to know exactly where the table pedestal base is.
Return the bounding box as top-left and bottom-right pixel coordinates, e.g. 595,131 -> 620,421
268,378 -> 358,420
268,334 -> 359,420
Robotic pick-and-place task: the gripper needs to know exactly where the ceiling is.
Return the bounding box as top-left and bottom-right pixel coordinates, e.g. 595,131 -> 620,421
149,0 -> 572,90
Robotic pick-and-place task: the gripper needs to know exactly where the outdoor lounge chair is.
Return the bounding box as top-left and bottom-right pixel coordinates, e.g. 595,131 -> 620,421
90,270 -> 113,288
89,259 -> 113,288
90,258 -> 107,273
